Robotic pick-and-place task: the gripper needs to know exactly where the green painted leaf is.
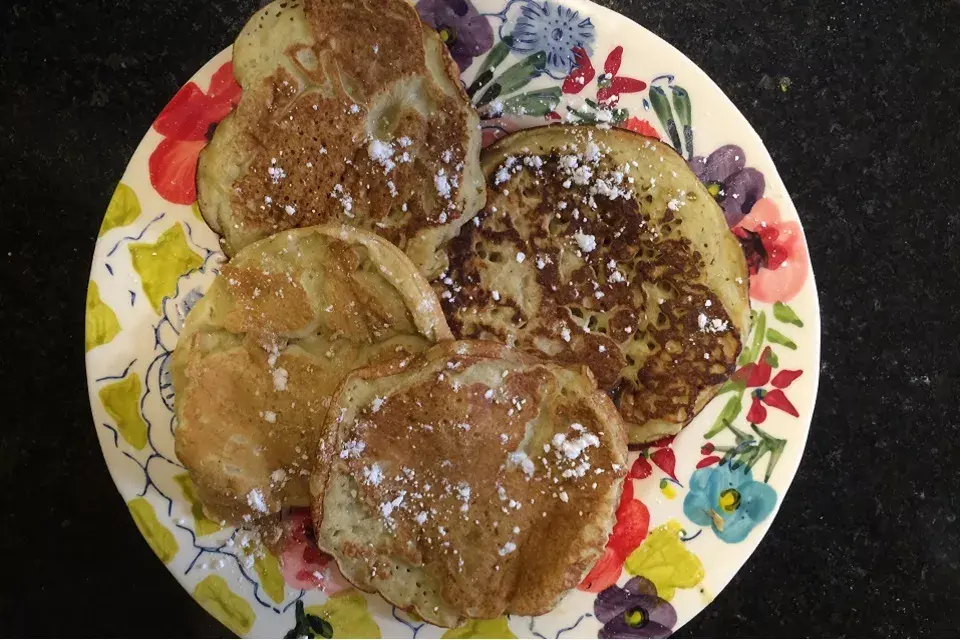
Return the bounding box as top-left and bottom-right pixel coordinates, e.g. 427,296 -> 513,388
468,40 -> 511,98
566,107 -> 596,123
738,311 -> 767,365
442,617 -> 516,639
289,601 -> 311,638
649,86 -> 682,152
100,182 -> 141,236
764,348 -> 779,368
704,391 -> 743,439
501,87 -> 562,117
174,474 -> 221,537
767,328 -> 797,350
307,614 -> 334,638
670,87 -> 693,158
306,590 -> 381,638
254,550 -> 286,604
750,424 -> 787,482
99,373 -> 148,449
128,498 -> 178,564
773,301 -> 804,327
85,280 -> 121,352
717,378 -> 746,395
193,575 -> 256,636
476,51 -> 546,108
670,87 -> 692,127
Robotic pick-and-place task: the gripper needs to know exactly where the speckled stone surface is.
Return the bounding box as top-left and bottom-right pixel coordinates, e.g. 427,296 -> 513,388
2,0 -> 959,636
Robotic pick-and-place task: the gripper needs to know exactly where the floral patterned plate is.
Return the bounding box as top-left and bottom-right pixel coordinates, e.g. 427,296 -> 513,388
84,0 -> 819,637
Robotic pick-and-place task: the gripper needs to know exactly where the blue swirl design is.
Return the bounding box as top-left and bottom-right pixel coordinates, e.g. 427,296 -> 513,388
105,213 -> 165,258
392,607 -> 426,638
94,216 -> 299,620
528,612 -> 594,638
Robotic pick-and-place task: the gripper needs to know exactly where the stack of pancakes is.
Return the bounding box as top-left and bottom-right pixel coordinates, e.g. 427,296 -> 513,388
173,0 -> 749,627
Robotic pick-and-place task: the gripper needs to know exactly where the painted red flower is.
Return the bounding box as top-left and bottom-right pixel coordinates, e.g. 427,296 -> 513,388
733,198 -> 809,303
579,479 -> 650,593
562,46 -> 646,108
277,509 -> 346,594
697,442 -> 722,469
562,46 -> 596,94
627,435 -> 676,480
148,61 -> 241,204
596,46 -> 646,107
621,116 -> 661,139
733,346 -> 803,424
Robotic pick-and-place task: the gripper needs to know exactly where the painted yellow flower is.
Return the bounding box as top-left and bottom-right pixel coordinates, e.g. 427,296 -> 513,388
623,520 -> 704,601
193,575 -> 256,636
173,474 -> 221,537
659,478 -> 678,500
128,498 -> 178,564
129,223 -> 203,313
306,590 -> 381,638
99,373 -> 148,449
99,182 -> 141,236
254,550 -> 286,605
85,281 -> 120,352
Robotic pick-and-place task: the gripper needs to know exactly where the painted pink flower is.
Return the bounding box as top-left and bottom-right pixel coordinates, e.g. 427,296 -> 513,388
277,509 -> 347,594
149,61 -> 241,204
733,197 -> 809,303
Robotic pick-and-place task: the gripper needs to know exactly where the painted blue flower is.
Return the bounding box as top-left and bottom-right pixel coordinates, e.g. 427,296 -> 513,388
682,461 -> 777,543
500,0 -> 595,78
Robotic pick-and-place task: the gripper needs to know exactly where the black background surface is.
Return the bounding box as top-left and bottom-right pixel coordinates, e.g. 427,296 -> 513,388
2,0 -> 959,637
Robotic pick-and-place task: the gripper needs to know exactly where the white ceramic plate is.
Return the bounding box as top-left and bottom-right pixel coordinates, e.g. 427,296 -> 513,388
85,1 -> 819,637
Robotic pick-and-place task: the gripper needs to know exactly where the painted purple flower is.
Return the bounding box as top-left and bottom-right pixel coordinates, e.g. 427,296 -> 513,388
690,145 -> 765,227
594,576 -> 677,639
416,0 -> 494,71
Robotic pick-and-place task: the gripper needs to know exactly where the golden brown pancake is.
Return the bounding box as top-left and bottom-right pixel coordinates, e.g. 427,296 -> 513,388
172,224 -> 451,524
435,126 -> 751,444
309,340 -> 628,627
197,0 -> 485,278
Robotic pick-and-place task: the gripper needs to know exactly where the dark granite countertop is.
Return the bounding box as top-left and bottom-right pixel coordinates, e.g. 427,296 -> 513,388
2,0 -> 959,636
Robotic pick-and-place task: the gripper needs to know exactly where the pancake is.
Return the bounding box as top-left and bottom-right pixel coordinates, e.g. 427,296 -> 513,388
197,0 -> 485,278
172,224 -> 451,524
435,126 -> 751,444
309,340 -> 628,627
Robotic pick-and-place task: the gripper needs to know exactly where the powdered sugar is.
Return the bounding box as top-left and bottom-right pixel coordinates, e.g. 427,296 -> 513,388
272,367 -> 288,391
363,463 -> 384,486
697,312 -> 730,333
340,440 -> 366,459
574,232 -> 597,253
434,169 -> 452,199
367,139 -> 396,173
246,488 -> 268,514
